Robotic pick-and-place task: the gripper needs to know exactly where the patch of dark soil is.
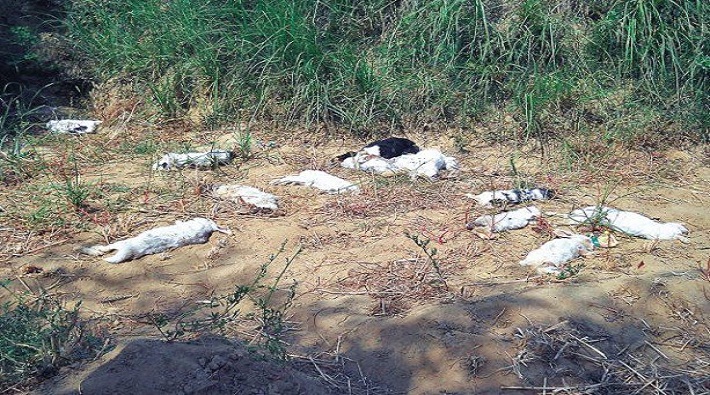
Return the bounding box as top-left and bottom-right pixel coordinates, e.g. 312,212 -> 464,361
50,336 -> 332,395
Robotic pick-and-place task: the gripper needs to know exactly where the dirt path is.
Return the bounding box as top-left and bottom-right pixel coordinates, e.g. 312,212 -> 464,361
1,129 -> 708,394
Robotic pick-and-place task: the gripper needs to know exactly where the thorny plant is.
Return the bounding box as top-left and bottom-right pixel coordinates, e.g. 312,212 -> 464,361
148,241 -> 301,360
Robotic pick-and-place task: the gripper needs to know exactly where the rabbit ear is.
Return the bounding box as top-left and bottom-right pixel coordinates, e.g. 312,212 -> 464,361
215,225 -> 232,235
553,228 -> 575,238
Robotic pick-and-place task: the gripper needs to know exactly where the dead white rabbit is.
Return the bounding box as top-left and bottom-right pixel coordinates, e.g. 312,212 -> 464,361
568,206 -> 688,240
46,119 -> 102,134
213,184 -> 279,212
341,148 -> 458,179
271,170 -> 359,194
467,188 -> 555,207
467,206 -> 540,233
152,150 -> 233,171
81,218 -> 231,263
519,233 -> 594,275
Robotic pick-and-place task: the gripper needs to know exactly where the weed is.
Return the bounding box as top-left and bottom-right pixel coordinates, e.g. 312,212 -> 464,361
129,140 -> 159,156
508,157 -> 531,191
556,262 -> 584,280
570,180 -> 632,231
405,231 -> 447,290
235,129 -> 253,161
0,281 -> 107,389
51,156 -> 93,210
0,85 -> 48,184
148,242 -> 301,360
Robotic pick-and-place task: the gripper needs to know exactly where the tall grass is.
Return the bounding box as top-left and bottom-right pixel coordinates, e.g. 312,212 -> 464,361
64,0 -> 708,141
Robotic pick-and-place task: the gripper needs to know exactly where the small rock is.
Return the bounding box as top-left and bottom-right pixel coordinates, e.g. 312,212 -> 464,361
207,355 -> 228,371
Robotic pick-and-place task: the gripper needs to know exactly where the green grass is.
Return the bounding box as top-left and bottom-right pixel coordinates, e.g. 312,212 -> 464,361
0,85 -> 47,184
60,0 -> 708,141
0,281 -> 106,389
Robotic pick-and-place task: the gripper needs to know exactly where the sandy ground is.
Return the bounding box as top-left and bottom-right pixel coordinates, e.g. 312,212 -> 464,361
1,126 -> 708,394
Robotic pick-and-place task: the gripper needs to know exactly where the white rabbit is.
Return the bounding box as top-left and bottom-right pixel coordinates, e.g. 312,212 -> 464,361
46,120 -> 102,134
341,148 -> 458,179
467,188 -> 554,207
213,184 -> 279,211
468,206 -> 540,233
519,234 -> 594,274
271,170 -> 359,194
568,206 -> 688,240
152,150 -> 233,171
81,218 -> 231,263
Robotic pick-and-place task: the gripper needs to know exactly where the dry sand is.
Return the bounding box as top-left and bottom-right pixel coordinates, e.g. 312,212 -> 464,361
1,128 -> 708,394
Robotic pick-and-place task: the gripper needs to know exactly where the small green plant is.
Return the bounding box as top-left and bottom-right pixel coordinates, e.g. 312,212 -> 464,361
52,156 -> 93,210
149,242 -> 301,360
571,180 -> 633,231
234,130 -> 253,161
0,280 -> 106,388
556,262 -> 584,280
8,26 -> 40,63
405,231 -> 448,290
132,140 -> 158,156
509,156 -> 532,191
1,85 -> 46,184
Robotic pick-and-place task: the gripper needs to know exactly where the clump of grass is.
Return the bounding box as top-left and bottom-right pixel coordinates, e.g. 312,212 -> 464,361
0,85 -> 47,184
556,262 -> 584,280
0,281 -> 107,389
52,158 -> 93,210
234,129 -> 253,161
